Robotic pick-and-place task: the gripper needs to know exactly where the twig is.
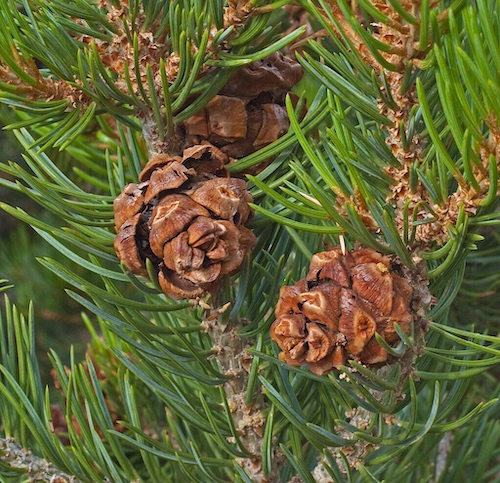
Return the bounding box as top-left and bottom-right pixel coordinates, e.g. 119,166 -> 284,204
0,437 -> 81,483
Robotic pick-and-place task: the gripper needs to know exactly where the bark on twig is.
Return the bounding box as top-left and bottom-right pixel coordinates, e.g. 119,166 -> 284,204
204,307 -> 280,482
0,437 -> 80,483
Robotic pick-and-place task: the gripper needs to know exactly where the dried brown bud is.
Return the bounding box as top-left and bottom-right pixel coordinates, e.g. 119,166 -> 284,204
113,150 -> 256,300
270,247 -> 418,375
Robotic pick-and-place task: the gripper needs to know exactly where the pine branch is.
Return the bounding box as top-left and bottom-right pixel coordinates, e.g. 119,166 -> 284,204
1,1 -> 499,482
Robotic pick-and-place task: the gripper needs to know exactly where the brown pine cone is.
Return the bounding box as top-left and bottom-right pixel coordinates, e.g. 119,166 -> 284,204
113,146 -> 257,299
270,247 -> 416,376
182,52 -> 303,160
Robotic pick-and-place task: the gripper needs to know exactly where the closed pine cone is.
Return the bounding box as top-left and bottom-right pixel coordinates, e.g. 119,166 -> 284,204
113,145 -> 256,299
270,247 -> 414,376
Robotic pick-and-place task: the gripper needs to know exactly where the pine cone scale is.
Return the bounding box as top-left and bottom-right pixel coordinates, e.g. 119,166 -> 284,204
113,214 -> 148,276
139,154 -> 182,182
304,323 -> 332,362
113,182 -> 148,230
144,162 -> 196,202
148,195 -> 208,258
158,267 -> 205,299
190,178 -> 253,225
182,52 -> 303,159
351,262 -> 393,315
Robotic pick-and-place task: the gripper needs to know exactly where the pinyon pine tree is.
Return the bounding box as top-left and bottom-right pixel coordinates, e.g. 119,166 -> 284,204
0,0 -> 499,481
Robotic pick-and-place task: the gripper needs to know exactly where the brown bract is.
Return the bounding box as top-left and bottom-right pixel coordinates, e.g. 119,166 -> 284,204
270,247 -> 415,375
113,147 -> 256,299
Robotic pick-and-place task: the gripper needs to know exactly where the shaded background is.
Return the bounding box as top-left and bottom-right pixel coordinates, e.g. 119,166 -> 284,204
0,107 -> 89,383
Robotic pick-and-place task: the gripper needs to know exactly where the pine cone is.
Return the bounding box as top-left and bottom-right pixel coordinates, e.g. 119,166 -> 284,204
113,145 -> 257,299
182,52 -> 303,160
270,247 -> 415,376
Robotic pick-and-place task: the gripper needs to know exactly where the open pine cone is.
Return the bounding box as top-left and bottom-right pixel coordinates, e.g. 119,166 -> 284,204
182,52 -> 303,159
270,247 -> 416,376
113,145 -> 256,299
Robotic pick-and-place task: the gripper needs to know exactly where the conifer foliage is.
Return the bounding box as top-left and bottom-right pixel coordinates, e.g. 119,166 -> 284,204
0,1 -> 499,482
